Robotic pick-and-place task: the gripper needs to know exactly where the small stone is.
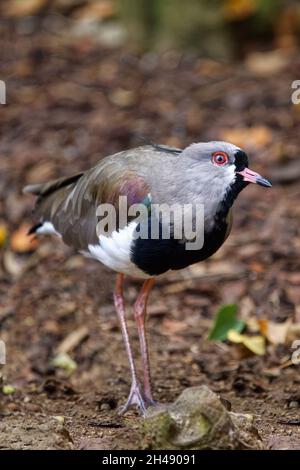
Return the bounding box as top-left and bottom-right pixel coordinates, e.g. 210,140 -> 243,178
53,416 -> 65,425
288,401 -> 299,409
100,403 -> 111,411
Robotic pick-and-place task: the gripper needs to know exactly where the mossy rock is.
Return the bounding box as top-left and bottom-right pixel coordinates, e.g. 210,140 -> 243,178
142,386 -> 264,450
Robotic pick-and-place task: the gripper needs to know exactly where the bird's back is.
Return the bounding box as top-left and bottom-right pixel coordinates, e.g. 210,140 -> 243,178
24,145 -> 181,251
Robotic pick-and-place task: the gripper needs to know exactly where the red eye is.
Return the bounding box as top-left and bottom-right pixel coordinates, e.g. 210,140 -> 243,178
212,151 -> 229,166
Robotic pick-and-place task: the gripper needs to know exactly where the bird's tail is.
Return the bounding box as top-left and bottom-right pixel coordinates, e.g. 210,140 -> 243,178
23,172 -> 83,199
23,172 -> 84,235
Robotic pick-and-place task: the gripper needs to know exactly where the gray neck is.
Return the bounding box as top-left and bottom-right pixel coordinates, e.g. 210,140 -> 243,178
147,162 -> 233,232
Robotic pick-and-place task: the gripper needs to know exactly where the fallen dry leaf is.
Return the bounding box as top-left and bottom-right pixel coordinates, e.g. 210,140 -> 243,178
73,0 -> 117,21
109,88 -> 136,108
246,316 -> 261,333
286,323 -> 300,344
258,319 -> 291,345
53,416 -> 65,425
56,326 -> 89,355
3,250 -> 26,277
3,0 -> 47,17
10,224 -> 38,253
227,329 -> 266,355
245,50 -> 289,76
0,223 -> 8,247
219,126 -> 272,150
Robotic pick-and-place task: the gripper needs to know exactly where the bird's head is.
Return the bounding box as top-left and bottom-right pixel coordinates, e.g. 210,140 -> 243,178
175,141 -> 271,226
181,141 -> 271,198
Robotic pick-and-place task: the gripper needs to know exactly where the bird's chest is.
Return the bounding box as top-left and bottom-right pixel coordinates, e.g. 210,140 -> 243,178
130,215 -> 230,276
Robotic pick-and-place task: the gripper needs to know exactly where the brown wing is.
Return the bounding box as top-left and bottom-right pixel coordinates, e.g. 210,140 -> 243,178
24,144 -> 183,250
25,160 -> 150,250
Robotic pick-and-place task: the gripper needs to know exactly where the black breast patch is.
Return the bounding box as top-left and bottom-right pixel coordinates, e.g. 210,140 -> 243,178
130,219 -> 228,276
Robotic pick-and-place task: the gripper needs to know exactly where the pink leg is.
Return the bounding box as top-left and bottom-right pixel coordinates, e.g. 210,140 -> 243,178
113,273 -> 148,415
134,278 -> 156,404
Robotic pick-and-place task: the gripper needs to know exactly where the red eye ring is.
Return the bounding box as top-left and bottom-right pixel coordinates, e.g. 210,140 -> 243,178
212,151 -> 229,166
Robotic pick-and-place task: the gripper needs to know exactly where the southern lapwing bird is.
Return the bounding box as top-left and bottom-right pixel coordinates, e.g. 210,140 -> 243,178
24,142 -> 271,415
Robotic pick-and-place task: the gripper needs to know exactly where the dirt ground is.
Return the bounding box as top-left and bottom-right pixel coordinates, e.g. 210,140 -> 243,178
0,12 -> 300,450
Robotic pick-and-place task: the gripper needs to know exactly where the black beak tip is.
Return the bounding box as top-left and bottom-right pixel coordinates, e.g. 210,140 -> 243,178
257,177 -> 272,188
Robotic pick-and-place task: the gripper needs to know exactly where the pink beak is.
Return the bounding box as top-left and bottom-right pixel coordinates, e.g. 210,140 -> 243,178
237,168 -> 272,187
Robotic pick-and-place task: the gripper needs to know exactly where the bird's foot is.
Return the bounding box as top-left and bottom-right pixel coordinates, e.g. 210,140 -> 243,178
118,381 -> 155,416
143,391 -> 156,408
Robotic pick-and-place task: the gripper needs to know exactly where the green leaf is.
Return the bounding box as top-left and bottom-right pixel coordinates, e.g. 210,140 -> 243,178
208,304 -> 245,341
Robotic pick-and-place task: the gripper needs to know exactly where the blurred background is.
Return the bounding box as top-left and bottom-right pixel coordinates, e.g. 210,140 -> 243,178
0,0 -> 300,450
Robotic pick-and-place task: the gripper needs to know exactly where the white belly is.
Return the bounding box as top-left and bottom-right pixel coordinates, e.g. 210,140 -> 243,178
86,222 -> 151,279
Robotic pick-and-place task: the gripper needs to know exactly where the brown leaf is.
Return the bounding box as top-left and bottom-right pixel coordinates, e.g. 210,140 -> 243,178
286,323 -> 300,344
245,50 -> 289,76
56,326 -> 89,355
219,126 -> 272,150
3,0 -> 47,17
73,1 -> 117,21
109,89 -> 136,108
258,319 -> 291,345
3,251 -> 26,277
10,224 -> 38,253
